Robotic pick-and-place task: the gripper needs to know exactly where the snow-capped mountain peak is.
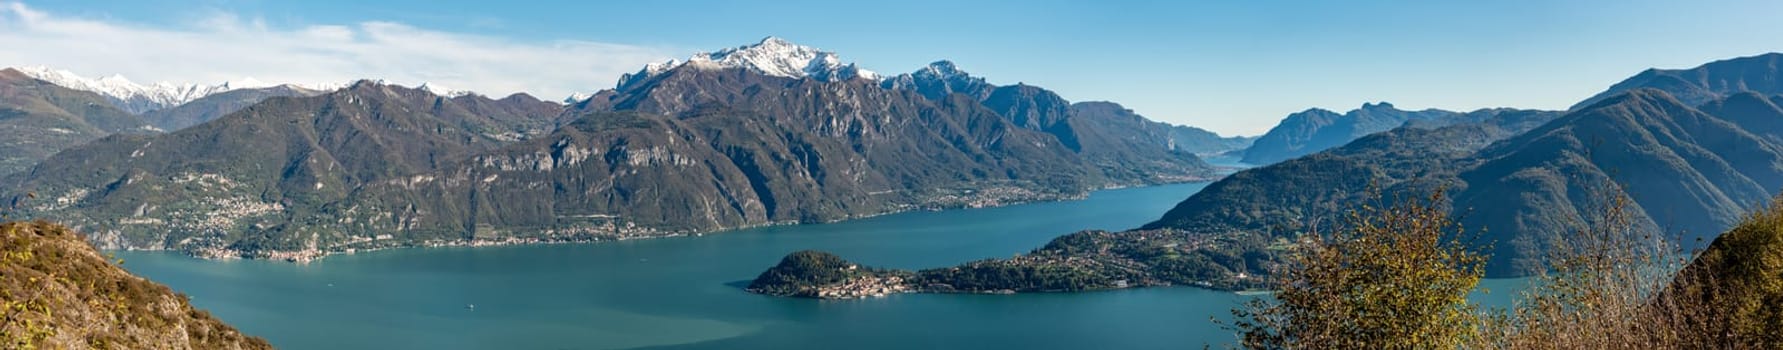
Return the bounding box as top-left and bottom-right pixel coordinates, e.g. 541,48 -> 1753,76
914,60 -> 970,80
880,60 -> 996,100
417,82 -> 477,98
12,66 -> 306,114
615,36 -> 878,90
562,92 -> 594,104
224,77 -> 273,90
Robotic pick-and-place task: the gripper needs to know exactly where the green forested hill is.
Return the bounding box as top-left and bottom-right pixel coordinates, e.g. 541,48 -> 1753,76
1151,88 -> 1783,277
6,81 -> 563,259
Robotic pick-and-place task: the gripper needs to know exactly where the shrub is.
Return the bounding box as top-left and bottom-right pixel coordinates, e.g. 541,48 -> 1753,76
1228,190 -> 1487,349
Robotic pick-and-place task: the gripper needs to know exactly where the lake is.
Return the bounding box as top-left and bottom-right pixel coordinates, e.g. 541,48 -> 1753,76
115,181 -> 1530,349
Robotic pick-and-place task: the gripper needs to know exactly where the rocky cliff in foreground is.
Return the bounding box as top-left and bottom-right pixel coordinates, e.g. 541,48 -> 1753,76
0,221 -> 270,349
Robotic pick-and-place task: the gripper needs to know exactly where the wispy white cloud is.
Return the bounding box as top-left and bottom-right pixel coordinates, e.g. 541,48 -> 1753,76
0,2 -> 672,100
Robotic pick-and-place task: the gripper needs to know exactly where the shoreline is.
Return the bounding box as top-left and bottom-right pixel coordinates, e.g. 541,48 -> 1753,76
102,179 -> 1219,264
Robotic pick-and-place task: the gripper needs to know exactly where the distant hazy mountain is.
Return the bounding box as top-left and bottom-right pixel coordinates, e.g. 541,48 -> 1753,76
1240,102 -> 1460,165
974,84 -> 1220,180
1170,125 -> 1255,156
882,60 -> 1250,156
139,85 -> 326,130
10,66 -> 338,114
1148,107 -> 1561,234
1067,101 -> 1253,156
1572,53 -> 1783,110
7,81 -> 563,258
0,68 -> 155,177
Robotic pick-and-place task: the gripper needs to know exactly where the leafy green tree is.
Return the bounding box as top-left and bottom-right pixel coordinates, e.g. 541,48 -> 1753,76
1228,190 -> 1486,349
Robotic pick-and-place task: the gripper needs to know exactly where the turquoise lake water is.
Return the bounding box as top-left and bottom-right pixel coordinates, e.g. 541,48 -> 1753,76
114,181 -> 1531,349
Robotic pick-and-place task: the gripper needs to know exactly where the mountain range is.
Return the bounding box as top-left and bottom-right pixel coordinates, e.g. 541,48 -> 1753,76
883,60 -> 1253,156
6,81 -> 563,259
1572,52 -> 1783,110
0,68 -> 340,178
1152,53 -> 1783,277
20,36 -> 1778,284
0,68 -> 156,177
2,38 -> 1226,260
11,66 -> 336,115
138,85 -> 327,131
751,52 -> 1783,293
615,36 -> 878,91
1240,102 -> 1462,165
1236,52 -> 1783,167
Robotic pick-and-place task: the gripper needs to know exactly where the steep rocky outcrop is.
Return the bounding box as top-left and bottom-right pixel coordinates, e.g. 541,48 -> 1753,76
0,221 -> 271,349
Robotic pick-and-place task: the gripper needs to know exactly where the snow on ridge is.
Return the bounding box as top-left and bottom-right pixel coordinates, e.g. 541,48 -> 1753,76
879,60 -> 995,96
417,82 -> 478,98
8,66 -> 503,112
615,36 -> 879,90
12,66 -> 342,113
914,60 -> 968,79
562,92 -> 593,104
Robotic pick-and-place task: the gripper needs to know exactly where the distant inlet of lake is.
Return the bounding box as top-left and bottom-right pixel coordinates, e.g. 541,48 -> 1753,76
115,180 -> 1533,350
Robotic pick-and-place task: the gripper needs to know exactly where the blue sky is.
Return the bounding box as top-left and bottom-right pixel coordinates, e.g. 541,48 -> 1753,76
8,0 -> 1783,135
